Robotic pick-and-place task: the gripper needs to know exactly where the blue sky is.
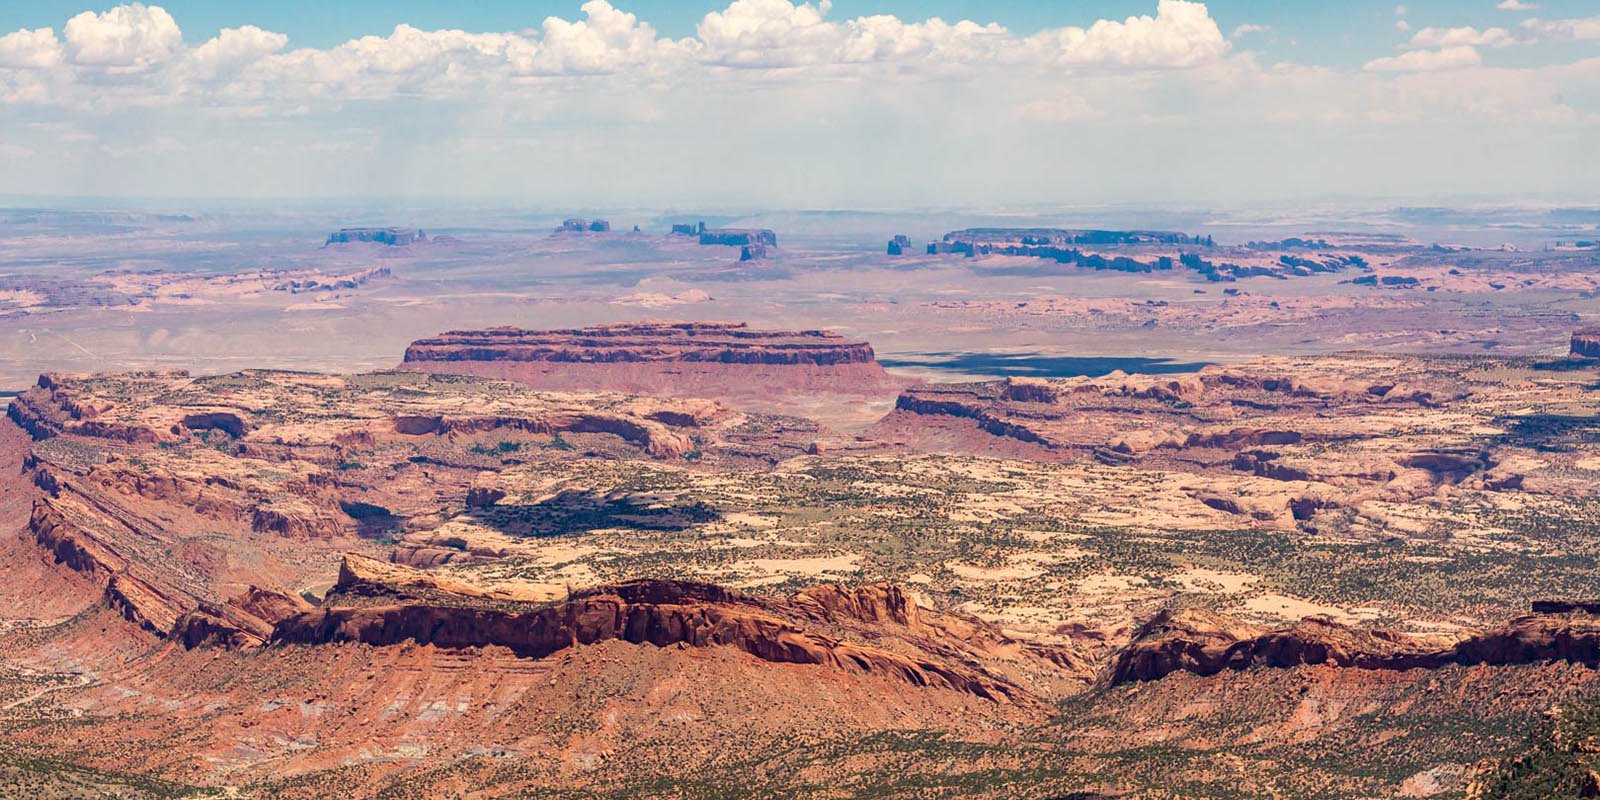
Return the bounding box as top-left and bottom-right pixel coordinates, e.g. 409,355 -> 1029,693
0,1 -> 1596,206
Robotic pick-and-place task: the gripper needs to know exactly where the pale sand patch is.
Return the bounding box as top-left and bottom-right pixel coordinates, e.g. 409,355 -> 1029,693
959,603 -> 1067,631
952,551 -> 1084,582
1075,573 -> 1148,595
722,512 -> 779,529
1172,568 -> 1258,594
950,562 -> 1043,582
737,553 -> 861,576
1242,592 -> 1380,623
1018,530 -> 1090,543
529,541 -> 603,566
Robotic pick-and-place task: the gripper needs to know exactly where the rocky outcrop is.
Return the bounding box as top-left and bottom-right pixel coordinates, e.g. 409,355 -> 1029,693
1572,328 -> 1600,359
876,362 -> 1462,483
173,587 -> 311,649
30,496 -> 197,638
105,573 -> 186,635
9,378 -> 162,443
324,228 -> 425,246
790,583 -> 921,628
30,498 -> 124,580
1110,605 -> 1600,684
180,412 -> 250,438
389,410 -> 694,459
271,266 -> 391,294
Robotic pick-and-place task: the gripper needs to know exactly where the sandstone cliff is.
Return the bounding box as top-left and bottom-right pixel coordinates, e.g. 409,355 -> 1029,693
1572,328 -> 1600,358
403,322 -> 877,367
265,555 -> 1082,704
1111,605 -> 1600,684
399,322 -> 903,411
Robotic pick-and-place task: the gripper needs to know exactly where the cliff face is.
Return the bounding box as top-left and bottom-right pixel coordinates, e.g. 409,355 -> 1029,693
399,322 -> 903,410
1572,328 -> 1600,358
1110,606 -> 1600,684
403,322 -> 877,367
266,556 -> 1067,704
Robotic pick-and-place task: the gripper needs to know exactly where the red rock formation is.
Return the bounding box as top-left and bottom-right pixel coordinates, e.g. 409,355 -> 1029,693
403,322 -> 877,367
389,411 -> 693,459
398,322 -> 904,410
264,557 -> 1051,704
173,587 -> 311,649
8,376 -> 163,443
29,498 -> 124,580
790,583 -> 921,628
1573,328 -> 1600,359
1111,606 -> 1600,684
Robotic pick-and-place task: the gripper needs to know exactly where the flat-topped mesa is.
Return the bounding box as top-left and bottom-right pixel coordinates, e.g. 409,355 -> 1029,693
929,228 -> 1206,255
404,323 -> 876,366
922,228 -> 1371,282
323,227 -> 426,247
667,221 -> 778,248
400,322 -> 900,405
702,228 -> 777,247
1572,328 -> 1600,358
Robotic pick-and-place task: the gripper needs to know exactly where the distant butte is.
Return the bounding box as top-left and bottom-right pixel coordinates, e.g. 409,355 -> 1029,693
399,322 -> 905,413
557,217 -> 611,233
1572,327 -> 1600,358
323,227 -> 426,246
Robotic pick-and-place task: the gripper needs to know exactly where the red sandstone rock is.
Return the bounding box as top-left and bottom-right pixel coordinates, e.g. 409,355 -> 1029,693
1573,328 -> 1600,359
1111,606 -> 1600,684
397,321 -> 903,406
262,557 -> 1054,704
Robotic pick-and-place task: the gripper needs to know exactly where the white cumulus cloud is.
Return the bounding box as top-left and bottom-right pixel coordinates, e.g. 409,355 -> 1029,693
1522,15 -> 1600,41
1497,0 -> 1539,11
1365,45 -> 1482,72
189,25 -> 288,76
530,0 -> 680,75
0,28 -> 63,69
1407,26 -> 1517,48
1021,0 -> 1229,69
63,3 -> 182,69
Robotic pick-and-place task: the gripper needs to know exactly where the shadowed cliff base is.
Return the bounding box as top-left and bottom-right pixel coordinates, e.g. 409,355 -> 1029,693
879,352 -> 1211,378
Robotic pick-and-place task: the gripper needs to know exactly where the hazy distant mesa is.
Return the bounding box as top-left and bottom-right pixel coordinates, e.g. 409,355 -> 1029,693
323,227 -> 427,247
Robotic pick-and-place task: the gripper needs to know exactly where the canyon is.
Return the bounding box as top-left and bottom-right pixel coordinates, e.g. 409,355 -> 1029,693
2,201 -> 1600,798
2,326 -> 1600,796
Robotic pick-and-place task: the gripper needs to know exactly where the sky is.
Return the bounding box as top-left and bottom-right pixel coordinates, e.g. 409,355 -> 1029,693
0,0 -> 1597,208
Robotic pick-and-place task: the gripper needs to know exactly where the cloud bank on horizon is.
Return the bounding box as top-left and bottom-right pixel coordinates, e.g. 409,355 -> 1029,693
0,0 -> 1597,207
